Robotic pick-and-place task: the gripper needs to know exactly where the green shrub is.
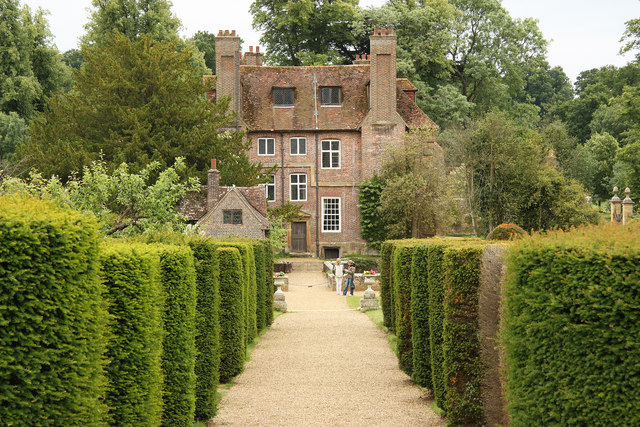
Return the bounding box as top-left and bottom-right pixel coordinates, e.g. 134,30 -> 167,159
427,243 -> 447,410
393,244 -> 415,376
158,245 -> 197,427
263,240 -> 274,326
0,195 -> 108,425
410,244 -> 431,389
100,242 -> 163,426
442,244 -> 485,426
379,241 -> 395,330
253,243 -> 267,331
504,224 -> 640,425
189,239 -> 221,421
217,247 -> 246,382
486,223 -> 526,240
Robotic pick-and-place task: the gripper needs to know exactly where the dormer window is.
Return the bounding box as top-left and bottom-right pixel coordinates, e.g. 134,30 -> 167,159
321,87 -> 341,106
273,87 -> 294,106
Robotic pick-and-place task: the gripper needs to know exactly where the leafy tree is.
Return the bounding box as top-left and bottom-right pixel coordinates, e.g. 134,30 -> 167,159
379,127 -> 452,238
19,33 -> 252,183
189,31 -> 216,73
520,62 -> 573,118
250,0 -> 360,65
83,0 -> 181,46
583,133 -> 619,203
1,157 -> 199,235
62,49 -> 85,69
620,17 -> 640,59
0,0 -> 70,119
0,111 -> 27,161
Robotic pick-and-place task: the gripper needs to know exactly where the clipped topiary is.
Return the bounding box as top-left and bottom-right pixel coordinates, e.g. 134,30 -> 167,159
486,223 -> 526,241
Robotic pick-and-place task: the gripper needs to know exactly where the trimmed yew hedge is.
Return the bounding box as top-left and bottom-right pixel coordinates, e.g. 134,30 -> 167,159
426,243 -> 447,410
379,241 -> 395,330
0,195 -> 108,425
100,242 -> 163,426
159,245 -> 197,427
217,247 -> 246,382
189,239 -> 221,421
253,243 -> 267,331
263,240 -> 275,326
410,245 -> 431,389
504,224 -> 640,425
392,244 -> 415,375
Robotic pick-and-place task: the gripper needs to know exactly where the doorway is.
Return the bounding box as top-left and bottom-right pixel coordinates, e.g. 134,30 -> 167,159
291,222 -> 307,252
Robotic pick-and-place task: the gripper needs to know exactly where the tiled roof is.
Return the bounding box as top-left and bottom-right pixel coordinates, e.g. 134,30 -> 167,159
396,86 -> 437,129
177,185 -> 268,222
397,78 -> 417,92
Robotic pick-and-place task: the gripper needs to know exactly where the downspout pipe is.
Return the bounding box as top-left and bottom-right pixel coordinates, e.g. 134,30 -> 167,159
313,72 -> 320,258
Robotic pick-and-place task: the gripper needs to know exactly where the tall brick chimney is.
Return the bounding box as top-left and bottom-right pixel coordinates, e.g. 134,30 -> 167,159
369,28 -> 397,123
207,158 -> 220,211
215,30 -> 241,118
244,45 -> 264,66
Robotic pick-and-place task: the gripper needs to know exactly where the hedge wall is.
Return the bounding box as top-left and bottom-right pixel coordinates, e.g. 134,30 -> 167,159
0,195 -> 108,425
100,242 -> 163,426
504,224 -> 640,425
217,247 -> 246,383
253,243 -> 267,331
410,244 -> 431,389
189,239 -> 221,421
158,245 -> 197,427
392,244 -> 415,376
442,244 -> 485,426
263,240 -> 274,326
379,241 -> 395,330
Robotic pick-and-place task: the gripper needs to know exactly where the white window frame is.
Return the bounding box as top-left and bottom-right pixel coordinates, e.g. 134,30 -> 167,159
258,138 -> 275,156
289,174 -> 307,202
290,137 -> 307,156
322,197 -> 341,232
266,174 -> 276,202
321,139 -> 341,169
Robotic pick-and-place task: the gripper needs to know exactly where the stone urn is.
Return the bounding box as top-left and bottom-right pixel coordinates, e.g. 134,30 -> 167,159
360,282 -> 379,312
363,273 -> 380,289
273,274 -> 289,291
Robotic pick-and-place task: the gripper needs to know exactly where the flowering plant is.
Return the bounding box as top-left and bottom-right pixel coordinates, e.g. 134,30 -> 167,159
363,270 -> 376,275
274,272 -> 286,277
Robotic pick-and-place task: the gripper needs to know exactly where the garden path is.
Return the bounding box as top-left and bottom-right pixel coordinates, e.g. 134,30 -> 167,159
211,270 -> 444,426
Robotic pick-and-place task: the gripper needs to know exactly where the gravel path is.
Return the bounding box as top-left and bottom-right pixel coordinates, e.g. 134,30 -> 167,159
212,271 -> 444,426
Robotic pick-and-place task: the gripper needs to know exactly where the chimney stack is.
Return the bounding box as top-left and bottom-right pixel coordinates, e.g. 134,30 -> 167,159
369,28 -> 397,122
243,45 -> 264,66
215,30 -> 241,118
207,158 -> 220,211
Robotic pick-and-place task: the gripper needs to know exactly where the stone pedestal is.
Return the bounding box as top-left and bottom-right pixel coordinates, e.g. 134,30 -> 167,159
273,286 -> 287,312
360,285 -> 379,312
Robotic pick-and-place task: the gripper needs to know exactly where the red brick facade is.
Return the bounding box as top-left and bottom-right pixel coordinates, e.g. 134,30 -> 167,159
210,28 -> 436,256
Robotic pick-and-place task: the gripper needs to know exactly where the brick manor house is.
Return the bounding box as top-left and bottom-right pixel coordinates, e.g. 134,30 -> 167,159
207,28 -> 437,257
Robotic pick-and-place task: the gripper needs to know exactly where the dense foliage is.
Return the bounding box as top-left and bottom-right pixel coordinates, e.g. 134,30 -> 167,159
0,195 -> 108,425
505,224 -> 640,425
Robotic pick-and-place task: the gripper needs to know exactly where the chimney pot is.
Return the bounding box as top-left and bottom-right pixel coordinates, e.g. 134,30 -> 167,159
211,158 -> 217,170
367,54 -> 370,60
374,28 -> 378,36
231,30 -> 236,36
218,30 -> 223,36
249,45 -> 254,52
381,28 -> 386,36
256,46 -> 260,53
389,28 -> 393,35
224,29 -> 229,36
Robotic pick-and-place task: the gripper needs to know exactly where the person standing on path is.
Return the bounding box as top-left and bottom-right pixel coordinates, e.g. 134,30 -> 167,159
343,260 -> 356,296
333,258 -> 344,295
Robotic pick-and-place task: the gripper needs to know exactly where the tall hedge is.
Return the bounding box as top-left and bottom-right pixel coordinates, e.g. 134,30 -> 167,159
379,241 -> 395,330
442,244 -> 485,426
253,243 -> 267,331
392,244 -> 415,376
410,244 -> 432,389
263,240 -> 274,326
217,247 -> 246,382
159,245 -> 197,427
504,224 -> 640,425
0,195 -> 108,425
427,243 -> 447,410
100,243 -> 163,426
189,239 -> 221,421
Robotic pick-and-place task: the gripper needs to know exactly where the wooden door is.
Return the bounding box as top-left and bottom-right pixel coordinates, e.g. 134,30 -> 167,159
291,222 -> 307,252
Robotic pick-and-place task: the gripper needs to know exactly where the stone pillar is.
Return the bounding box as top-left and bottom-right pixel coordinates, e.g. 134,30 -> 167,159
622,187 -> 634,225
273,286 -> 287,312
611,187 -> 623,224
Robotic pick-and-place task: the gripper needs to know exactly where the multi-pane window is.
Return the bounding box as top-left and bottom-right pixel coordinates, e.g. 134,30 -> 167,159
322,197 -> 341,232
321,140 -> 340,169
321,87 -> 341,105
290,137 -> 307,155
290,174 -> 307,201
273,88 -> 294,106
266,175 -> 276,202
258,138 -> 275,156
223,209 -> 242,225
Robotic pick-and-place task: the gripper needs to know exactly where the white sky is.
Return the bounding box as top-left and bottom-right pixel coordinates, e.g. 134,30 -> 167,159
20,0 -> 640,84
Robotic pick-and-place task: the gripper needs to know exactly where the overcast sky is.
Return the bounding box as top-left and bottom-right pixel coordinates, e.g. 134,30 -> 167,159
20,0 -> 640,84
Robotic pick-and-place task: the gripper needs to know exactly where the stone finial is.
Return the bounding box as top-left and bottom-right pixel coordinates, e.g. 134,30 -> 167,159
611,186 -> 623,223
622,187 -> 634,225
